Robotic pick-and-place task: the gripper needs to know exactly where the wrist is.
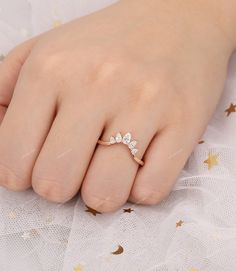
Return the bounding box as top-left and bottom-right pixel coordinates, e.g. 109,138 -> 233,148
119,0 -> 236,52
205,0 -> 236,50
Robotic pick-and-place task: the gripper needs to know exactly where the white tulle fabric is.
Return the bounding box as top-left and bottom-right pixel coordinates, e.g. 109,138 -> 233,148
0,1 -> 236,270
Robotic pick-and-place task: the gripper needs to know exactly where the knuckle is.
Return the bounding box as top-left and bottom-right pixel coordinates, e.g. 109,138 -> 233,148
87,57 -> 125,85
128,81 -> 157,107
126,74 -> 178,112
0,163 -> 30,191
94,61 -> 118,81
24,52 -> 64,81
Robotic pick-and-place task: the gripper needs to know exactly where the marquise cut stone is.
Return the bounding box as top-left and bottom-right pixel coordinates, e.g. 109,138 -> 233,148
122,133 -> 132,144
115,133 -> 122,143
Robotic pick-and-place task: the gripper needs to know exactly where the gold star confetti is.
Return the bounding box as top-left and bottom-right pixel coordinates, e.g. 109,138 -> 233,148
85,205 -> 102,216
74,264 -> 84,271
191,269 -> 199,271
52,20 -> 62,28
198,140 -> 204,144
204,152 -> 219,170
225,103 -> 236,116
0,54 -> 5,61
176,220 -> 184,228
111,245 -> 124,255
8,211 -> 17,219
123,208 -> 134,213
30,229 -> 40,237
45,214 -> 54,224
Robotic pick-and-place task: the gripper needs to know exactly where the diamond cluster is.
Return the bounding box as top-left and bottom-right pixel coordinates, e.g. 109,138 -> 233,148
109,132 -> 138,156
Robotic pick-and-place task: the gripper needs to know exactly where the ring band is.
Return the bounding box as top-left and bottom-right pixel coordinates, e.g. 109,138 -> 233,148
97,132 -> 144,166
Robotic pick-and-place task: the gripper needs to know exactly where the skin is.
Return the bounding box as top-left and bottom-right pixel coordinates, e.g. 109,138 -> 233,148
0,0 -> 235,212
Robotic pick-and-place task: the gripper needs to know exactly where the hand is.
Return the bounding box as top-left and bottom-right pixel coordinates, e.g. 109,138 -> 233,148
0,0 -> 235,212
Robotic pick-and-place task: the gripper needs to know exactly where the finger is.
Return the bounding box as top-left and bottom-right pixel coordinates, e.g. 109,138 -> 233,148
0,37 -> 38,107
0,72 -> 57,190
129,124 -> 201,205
81,111 -> 156,213
31,96 -> 105,203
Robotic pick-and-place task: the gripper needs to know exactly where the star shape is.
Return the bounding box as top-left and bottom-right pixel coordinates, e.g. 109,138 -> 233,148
8,211 -> 17,219
85,205 -> 102,216
204,152 -> 219,170
53,20 -> 62,28
45,215 -> 54,224
30,229 -> 39,237
74,265 -> 84,271
176,220 -> 184,228
225,103 -> 236,116
123,208 -> 134,213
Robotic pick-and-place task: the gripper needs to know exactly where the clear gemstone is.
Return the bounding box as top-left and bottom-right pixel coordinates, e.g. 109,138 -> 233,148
109,136 -> 116,144
131,148 -> 138,155
122,133 -> 132,144
115,132 -> 122,143
128,140 -> 137,149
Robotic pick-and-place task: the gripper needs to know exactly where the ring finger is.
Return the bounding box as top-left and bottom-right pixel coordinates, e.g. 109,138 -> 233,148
81,110 -> 157,213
